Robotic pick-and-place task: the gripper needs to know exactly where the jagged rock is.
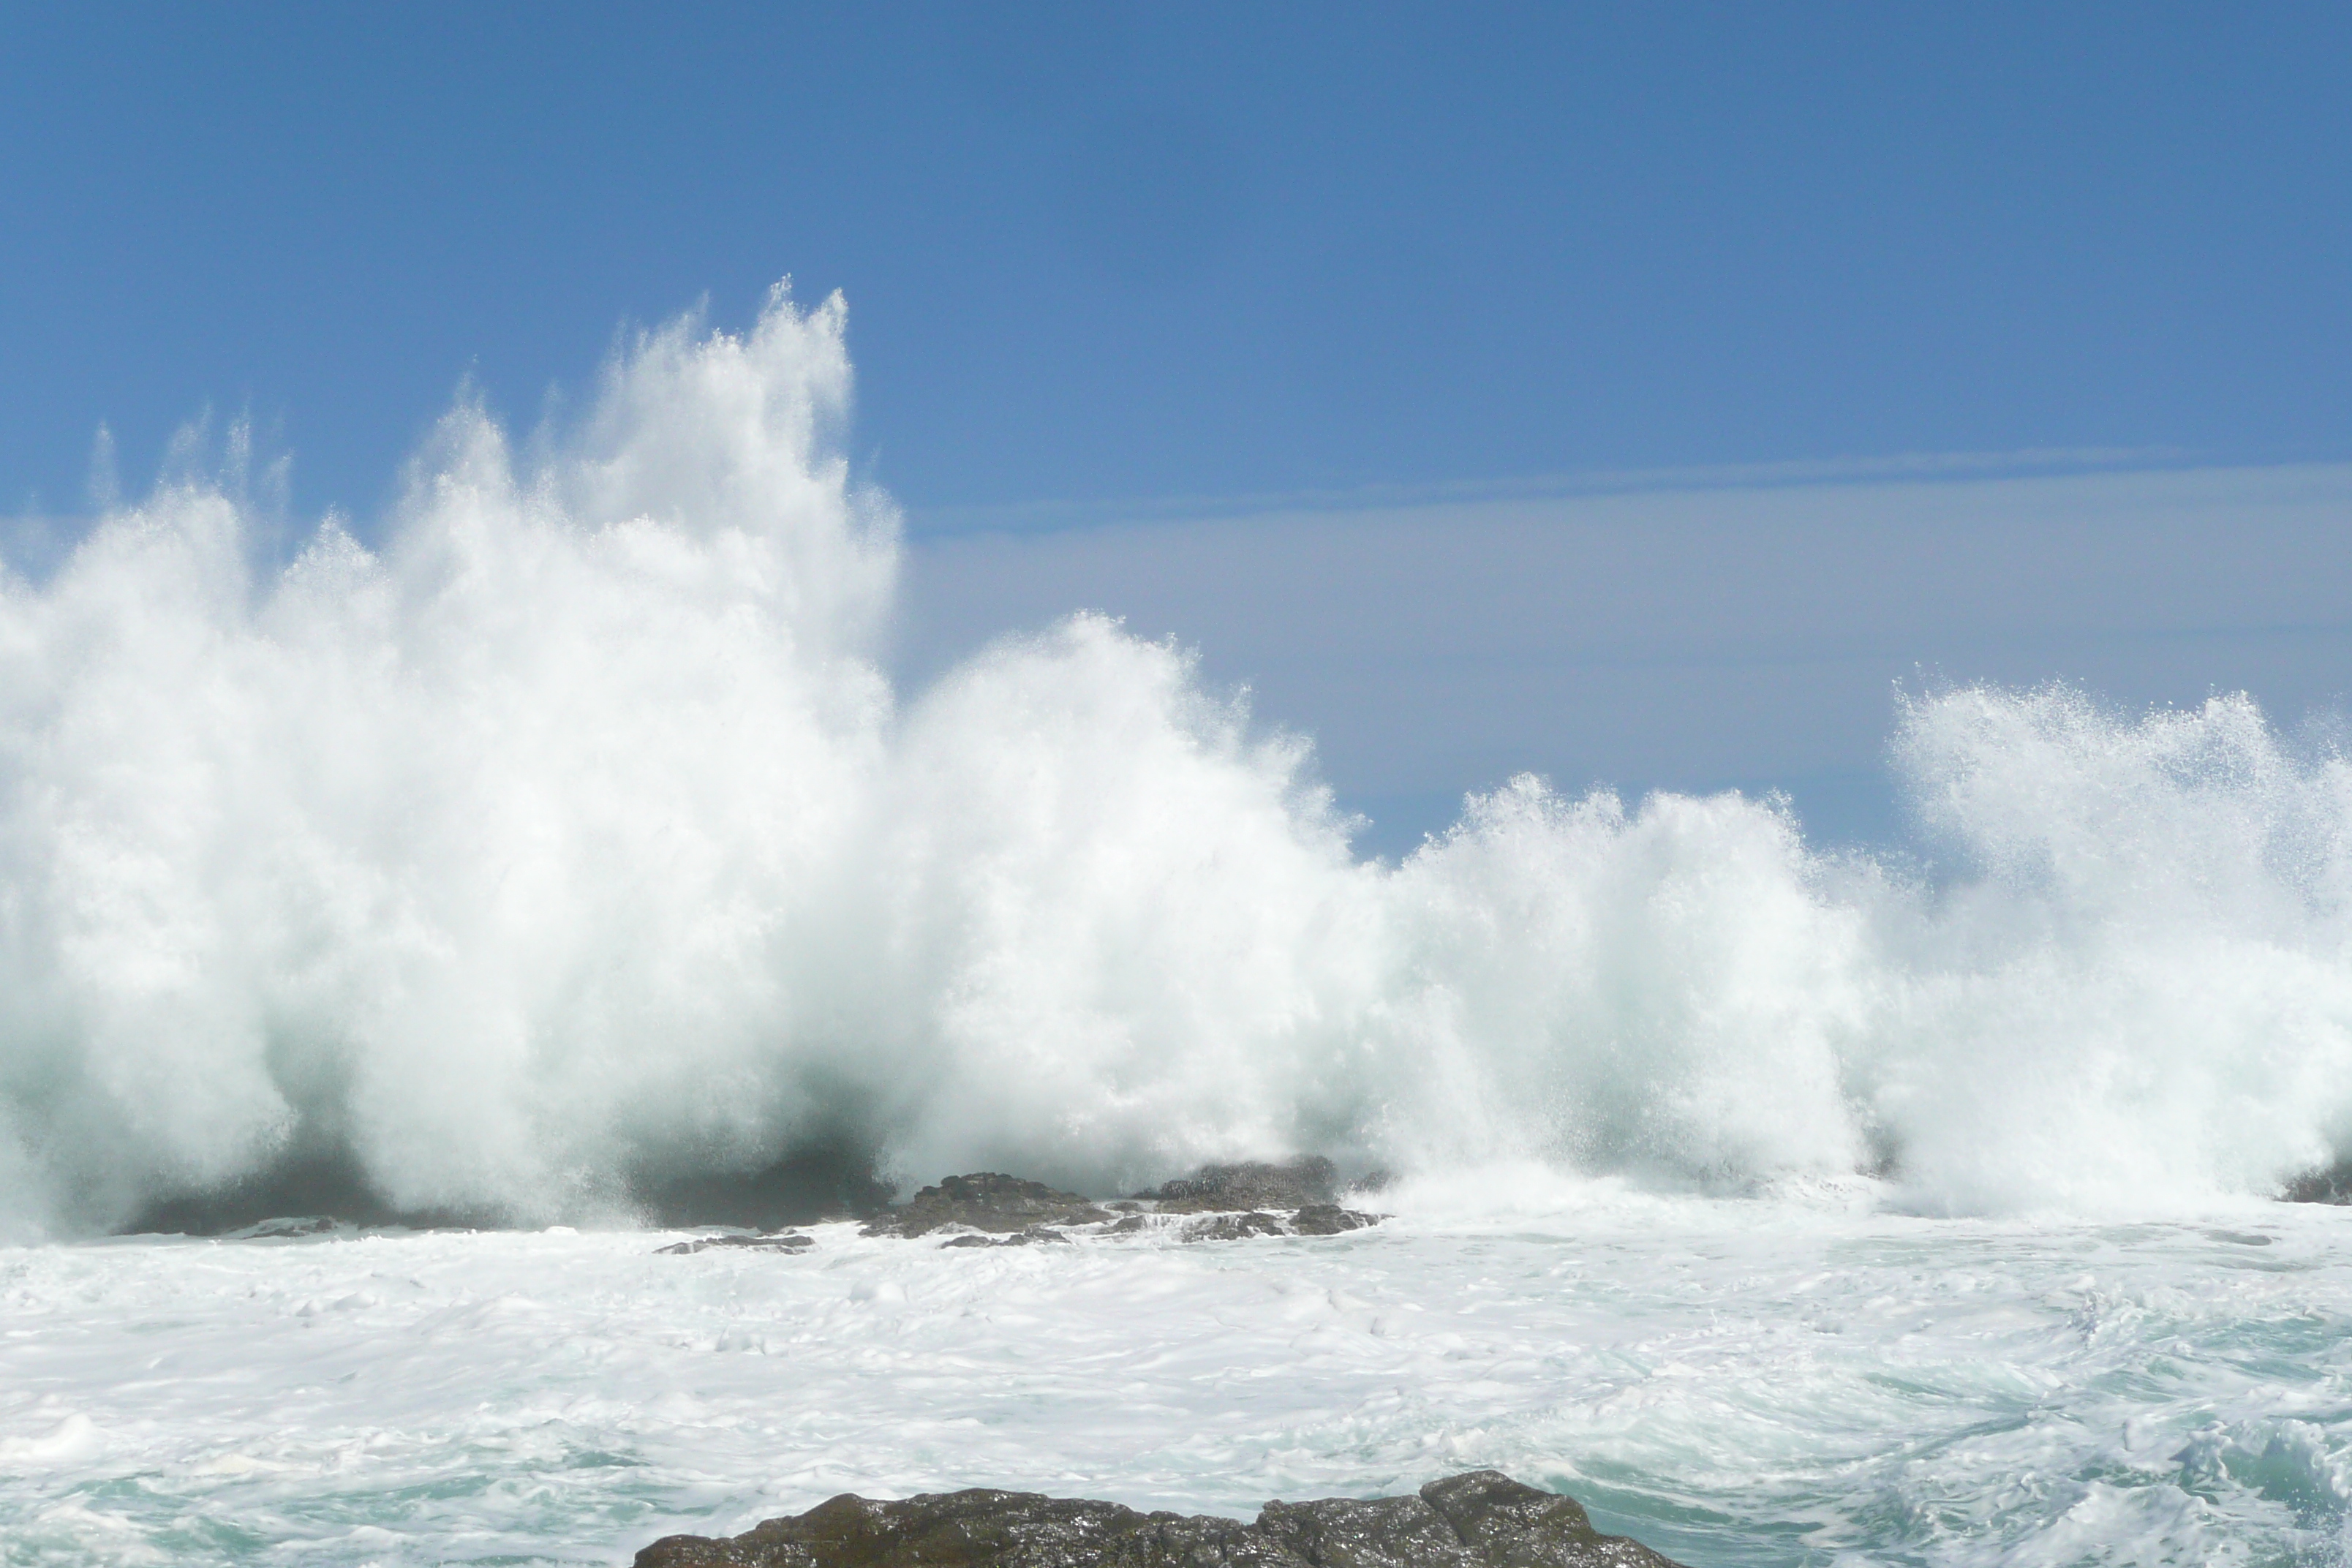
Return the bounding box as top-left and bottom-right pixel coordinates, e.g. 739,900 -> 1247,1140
862,1174 -> 1113,1238
633,1469 -> 1683,1568
1425,1471 -> 1677,1567
1142,1156 -> 1342,1213
1290,1205 -> 1378,1236
656,1232 -> 815,1255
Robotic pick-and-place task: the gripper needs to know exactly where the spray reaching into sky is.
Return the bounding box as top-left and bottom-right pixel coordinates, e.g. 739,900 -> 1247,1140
1,286 -> 2348,1240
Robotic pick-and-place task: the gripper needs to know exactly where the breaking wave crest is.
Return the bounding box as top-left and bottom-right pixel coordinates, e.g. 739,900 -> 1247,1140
4,287 -> 2349,1237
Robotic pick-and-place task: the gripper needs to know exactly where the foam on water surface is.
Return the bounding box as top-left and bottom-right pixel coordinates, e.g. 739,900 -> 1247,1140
4,1200 -> 2351,1566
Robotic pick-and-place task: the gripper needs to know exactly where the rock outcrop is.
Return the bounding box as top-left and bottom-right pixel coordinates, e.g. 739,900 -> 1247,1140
634,1469 -> 1684,1568
1135,1158 -> 1384,1239
860,1173 -> 1114,1237
1139,1156 -> 1343,1213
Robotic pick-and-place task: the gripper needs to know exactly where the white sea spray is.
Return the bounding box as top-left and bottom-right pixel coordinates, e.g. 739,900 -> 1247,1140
2,287 -> 2351,1239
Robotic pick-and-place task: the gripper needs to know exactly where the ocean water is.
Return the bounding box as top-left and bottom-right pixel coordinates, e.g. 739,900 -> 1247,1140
6,1193 -> 2351,1566
5,287 -> 2352,1564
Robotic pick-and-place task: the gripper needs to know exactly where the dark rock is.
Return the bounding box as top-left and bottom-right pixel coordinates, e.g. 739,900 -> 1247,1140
1256,1493 -> 1471,1567
1186,1211 -> 1292,1242
862,1174 -> 1112,1238
1181,1208 -> 1382,1243
656,1233 -> 815,1256
1420,1470 -> 1671,1567
1142,1156 -> 1341,1213
1290,1206 -> 1378,1237
2283,1158 -> 2352,1204
939,1227 -> 1074,1249
632,1469 -> 1682,1568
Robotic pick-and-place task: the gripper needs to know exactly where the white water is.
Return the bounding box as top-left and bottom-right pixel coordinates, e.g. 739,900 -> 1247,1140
4,286 -> 2352,1561
4,285 -> 2350,1233
5,1200 -> 2350,1566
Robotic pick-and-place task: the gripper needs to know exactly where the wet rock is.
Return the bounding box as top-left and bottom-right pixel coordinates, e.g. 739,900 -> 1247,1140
1142,1156 -> 1342,1213
1185,1211 -> 1291,1242
1261,1493 -> 1493,1568
1181,1207 -> 1382,1243
633,1469 -> 1683,1568
940,1227 -> 1074,1248
862,1173 -> 1112,1238
656,1232 -> 815,1256
1419,1470 -> 1659,1565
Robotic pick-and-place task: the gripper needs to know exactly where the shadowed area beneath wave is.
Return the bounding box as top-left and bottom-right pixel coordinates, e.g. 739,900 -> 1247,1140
122,1134 -> 898,1235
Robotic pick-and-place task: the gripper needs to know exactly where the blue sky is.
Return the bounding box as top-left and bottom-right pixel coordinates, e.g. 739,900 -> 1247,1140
5,4 -> 2350,850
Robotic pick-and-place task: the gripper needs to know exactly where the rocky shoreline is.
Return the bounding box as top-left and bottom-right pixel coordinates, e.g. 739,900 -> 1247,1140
657,1158 -> 1387,1254
122,1134 -> 2352,1240
633,1469 -> 1684,1568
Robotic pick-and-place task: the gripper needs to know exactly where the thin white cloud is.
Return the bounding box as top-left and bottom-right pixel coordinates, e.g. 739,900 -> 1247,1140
900,460 -> 2352,844
910,444 -> 2212,536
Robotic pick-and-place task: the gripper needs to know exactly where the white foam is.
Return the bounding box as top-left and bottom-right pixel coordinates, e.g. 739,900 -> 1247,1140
4,1210 -> 2348,1564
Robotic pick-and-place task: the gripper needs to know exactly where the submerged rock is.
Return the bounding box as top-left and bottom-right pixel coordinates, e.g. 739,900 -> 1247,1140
861,1173 -> 1113,1238
633,1469 -> 1683,1568
656,1232 -> 815,1255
